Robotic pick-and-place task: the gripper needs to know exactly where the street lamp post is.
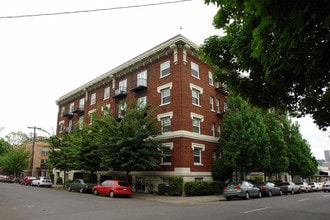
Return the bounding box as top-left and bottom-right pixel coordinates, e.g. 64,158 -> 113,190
28,126 -> 41,177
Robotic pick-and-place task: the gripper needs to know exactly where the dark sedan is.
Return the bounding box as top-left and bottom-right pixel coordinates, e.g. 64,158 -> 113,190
257,182 -> 283,197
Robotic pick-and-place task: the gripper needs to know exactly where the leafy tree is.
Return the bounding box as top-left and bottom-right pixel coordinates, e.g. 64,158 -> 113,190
5,131 -> 29,148
96,100 -> 163,180
220,96 -> 270,179
0,138 -> 11,156
212,158 -> 232,182
281,119 -> 318,178
201,0 -> 330,130
0,147 -> 30,176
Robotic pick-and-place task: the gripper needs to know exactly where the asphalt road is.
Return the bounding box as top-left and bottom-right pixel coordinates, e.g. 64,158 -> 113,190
1,182 -> 330,220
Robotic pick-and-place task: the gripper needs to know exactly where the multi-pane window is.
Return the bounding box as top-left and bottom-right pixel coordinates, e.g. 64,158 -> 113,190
191,61 -> 199,78
61,107 -> 65,116
210,96 -> 214,111
161,116 -> 171,132
79,98 -> 85,109
162,147 -> 172,163
161,88 -> 170,105
192,117 -> 201,133
192,143 -> 205,165
90,93 -> 96,105
119,79 -> 127,92
137,96 -> 147,109
192,89 -> 200,105
118,102 -> 127,118
216,99 -> 220,113
104,86 -> 110,99
69,102 -> 74,112
211,123 -> 215,137
137,70 -> 147,87
41,147 -> 50,156
208,71 -> 213,85
160,60 -> 170,77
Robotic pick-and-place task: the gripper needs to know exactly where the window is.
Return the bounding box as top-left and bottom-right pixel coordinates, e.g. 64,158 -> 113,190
90,93 -> 96,105
157,112 -> 173,133
191,61 -> 199,78
157,83 -> 173,106
161,143 -> 173,164
211,123 -> 215,136
41,147 -> 50,156
137,96 -> 147,109
190,83 -> 203,107
119,79 -> 127,92
192,117 -> 201,133
161,88 -> 170,105
218,124 -> 222,137
191,112 -> 204,134
216,99 -> 220,113
79,98 -> 85,109
118,102 -> 127,118
137,70 -> 147,87
104,86 -> 110,99
160,60 -> 170,77
224,102 -> 228,112
192,143 -> 205,165
61,107 -> 65,117
101,104 -> 111,114
192,89 -> 200,106
78,116 -> 84,129
208,71 -> 213,85
88,109 -> 96,124
68,119 -> 73,132
210,96 -> 214,111
69,102 -> 74,112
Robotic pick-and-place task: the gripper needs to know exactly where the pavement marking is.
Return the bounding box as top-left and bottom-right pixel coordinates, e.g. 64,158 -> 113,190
298,198 -> 310,202
243,206 -> 272,214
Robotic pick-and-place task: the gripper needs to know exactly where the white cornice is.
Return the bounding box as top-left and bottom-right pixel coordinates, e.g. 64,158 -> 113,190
154,130 -> 219,143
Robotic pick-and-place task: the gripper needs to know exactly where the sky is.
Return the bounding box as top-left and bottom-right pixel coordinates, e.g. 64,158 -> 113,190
0,0 -> 328,159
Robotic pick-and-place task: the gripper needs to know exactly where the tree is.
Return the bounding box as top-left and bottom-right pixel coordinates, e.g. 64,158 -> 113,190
201,0 -> 330,130
220,96 -> 270,180
5,131 -> 29,148
0,147 -> 30,176
96,100 -> 163,180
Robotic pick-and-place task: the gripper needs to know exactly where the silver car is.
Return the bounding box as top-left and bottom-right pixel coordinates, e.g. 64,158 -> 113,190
322,182 -> 330,192
223,181 -> 262,201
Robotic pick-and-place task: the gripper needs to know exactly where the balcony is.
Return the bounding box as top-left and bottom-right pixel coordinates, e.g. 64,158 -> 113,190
112,87 -> 127,99
130,79 -> 147,92
216,111 -> 226,117
215,83 -> 228,95
72,107 -> 84,115
62,110 -> 74,118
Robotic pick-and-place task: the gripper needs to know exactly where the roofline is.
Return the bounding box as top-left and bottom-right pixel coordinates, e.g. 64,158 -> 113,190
56,34 -> 199,105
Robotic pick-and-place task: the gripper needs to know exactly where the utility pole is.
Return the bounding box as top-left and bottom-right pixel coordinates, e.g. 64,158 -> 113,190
28,126 -> 41,177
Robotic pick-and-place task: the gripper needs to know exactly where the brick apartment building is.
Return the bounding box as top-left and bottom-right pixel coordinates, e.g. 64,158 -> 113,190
55,35 -> 227,190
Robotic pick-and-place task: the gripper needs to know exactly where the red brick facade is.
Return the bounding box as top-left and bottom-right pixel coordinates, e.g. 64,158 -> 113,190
55,35 -> 227,184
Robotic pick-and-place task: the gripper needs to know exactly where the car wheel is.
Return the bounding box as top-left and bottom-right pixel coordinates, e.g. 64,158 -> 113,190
67,186 -> 71,191
244,192 -> 250,200
109,191 -> 115,198
268,190 -> 272,197
93,189 -> 98,196
225,197 -> 232,201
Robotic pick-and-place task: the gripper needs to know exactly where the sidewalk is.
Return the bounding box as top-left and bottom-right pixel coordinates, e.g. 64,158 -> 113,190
53,185 -> 224,204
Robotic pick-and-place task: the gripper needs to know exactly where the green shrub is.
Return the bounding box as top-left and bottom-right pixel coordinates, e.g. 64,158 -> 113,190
157,183 -> 168,195
56,176 -> 63,185
184,181 -> 223,196
169,176 -> 183,196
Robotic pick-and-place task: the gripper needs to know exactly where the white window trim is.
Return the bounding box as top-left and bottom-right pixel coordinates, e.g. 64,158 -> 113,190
191,61 -> 200,79
160,60 -> 170,78
157,112 -> 173,121
190,83 -> 203,107
104,86 -> 110,100
90,93 -> 96,105
157,82 -> 173,106
210,96 -> 214,111
208,71 -> 214,86
190,112 -> 204,122
160,142 -> 173,165
191,143 -> 205,165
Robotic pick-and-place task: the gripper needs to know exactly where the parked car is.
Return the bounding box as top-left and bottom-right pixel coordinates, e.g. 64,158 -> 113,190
322,181 -> 330,192
223,181 -> 262,201
1,175 -> 15,183
277,182 -> 301,195
20,176 -> 36,186
308,182 -> 322,192
92,180 -> 132,198
67,179 -> 96,193
257,182 -> 283,197
296,182 -> 312,193
31,176 -> 53,187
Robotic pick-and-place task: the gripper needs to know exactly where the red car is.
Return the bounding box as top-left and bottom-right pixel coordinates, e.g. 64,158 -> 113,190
92,180 -> 132,198
20,176 -> 36,186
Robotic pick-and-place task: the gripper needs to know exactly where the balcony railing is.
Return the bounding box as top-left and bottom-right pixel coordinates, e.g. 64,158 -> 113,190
112,86 -> 127,99
130,78 -> 147,92
72,107 -> 84,115
215,83 -> 228,95
62,110 -> 74,118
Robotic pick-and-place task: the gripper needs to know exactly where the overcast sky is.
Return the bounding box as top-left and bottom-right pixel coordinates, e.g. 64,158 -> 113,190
0,0 -> 328,159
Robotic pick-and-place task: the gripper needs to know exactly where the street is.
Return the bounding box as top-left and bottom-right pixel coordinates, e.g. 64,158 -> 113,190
1,182 -> 330,220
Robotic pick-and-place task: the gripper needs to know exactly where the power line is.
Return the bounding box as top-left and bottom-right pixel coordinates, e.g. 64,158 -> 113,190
0,0 -> 191,19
